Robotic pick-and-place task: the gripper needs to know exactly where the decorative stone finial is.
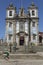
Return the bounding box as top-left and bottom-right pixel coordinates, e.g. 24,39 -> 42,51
9,2 -> 13,7
31,2 -> 35,6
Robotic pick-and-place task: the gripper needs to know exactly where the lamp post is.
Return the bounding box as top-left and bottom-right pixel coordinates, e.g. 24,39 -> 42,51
28,11 -> 32,52
13,42 -> 17,52
25,12 -> 31,53
28,11 -> 31,42
28,12 -> 36,53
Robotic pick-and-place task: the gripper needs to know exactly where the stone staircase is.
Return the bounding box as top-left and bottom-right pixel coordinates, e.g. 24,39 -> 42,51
16,46 -> 25,53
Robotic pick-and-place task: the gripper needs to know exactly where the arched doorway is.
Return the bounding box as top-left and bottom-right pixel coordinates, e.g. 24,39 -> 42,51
19,36 -> 24,46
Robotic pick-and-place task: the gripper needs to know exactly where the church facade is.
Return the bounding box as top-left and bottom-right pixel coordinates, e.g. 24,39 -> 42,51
5,2 -> 39,47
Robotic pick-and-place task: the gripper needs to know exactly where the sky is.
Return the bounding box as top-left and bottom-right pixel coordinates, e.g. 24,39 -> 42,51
0,0 -> 43,39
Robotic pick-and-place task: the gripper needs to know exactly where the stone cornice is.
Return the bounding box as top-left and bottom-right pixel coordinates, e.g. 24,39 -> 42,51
5,17 -> 39,20
6,7 -> 16,10
28,6 -> 38,9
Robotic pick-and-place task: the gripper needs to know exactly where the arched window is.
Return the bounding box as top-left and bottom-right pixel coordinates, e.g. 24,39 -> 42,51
20,22 -> 24,31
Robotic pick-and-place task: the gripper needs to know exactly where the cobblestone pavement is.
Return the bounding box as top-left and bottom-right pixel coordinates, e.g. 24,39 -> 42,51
0,59 -> 43,65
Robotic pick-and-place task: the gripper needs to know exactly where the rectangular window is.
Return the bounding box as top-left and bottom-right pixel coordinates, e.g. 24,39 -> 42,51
9,35 -> 12,40
9,11 -> 12,16
32,10 -> 35,16
32,22 -> 35,27
9,22 -> 12,27
33,34 -> 36,40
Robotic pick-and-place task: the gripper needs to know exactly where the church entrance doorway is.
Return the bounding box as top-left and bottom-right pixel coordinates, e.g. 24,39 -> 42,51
20,36 -> 24,46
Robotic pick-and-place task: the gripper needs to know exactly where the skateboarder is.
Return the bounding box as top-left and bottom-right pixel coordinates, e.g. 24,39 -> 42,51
4,51 -> 9,59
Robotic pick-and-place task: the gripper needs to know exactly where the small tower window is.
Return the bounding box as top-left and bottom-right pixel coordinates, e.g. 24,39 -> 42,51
9,11 -> 12,16
32,22 -> 35,27
33,34 -> 36,40
32,10 -> 35,16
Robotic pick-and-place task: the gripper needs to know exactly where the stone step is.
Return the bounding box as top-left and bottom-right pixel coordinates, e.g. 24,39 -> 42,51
5,54 -> 43,59
16,46 -> 25,52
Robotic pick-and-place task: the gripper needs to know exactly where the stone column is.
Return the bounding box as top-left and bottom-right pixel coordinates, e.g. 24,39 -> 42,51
5,21 -> 9,45
13,20 -> 16,44
36,21 -> 39,45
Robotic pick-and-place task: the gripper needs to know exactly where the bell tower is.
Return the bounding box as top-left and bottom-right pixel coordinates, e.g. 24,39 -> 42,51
28,2 -> 39,45
6,3 -> 16,18
28,2 -> 38,17
5,3 -> 16,45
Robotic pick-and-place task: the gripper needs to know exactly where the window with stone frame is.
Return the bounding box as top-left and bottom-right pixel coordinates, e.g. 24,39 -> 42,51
33,34 -> 36,40
32,10 -> 35,16
9,22 -> 12,27
19,22 -> 24,32
32,22 -> 35,27
9,35 -> 12,40
9,11 -> 12,16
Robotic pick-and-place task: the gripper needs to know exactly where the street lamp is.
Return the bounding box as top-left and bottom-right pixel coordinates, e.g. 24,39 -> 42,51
25,12 -> 31,53
28,11 -> 31,42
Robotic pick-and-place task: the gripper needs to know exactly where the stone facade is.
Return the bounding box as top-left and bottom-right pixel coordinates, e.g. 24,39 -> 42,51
5,2 -> 39,47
